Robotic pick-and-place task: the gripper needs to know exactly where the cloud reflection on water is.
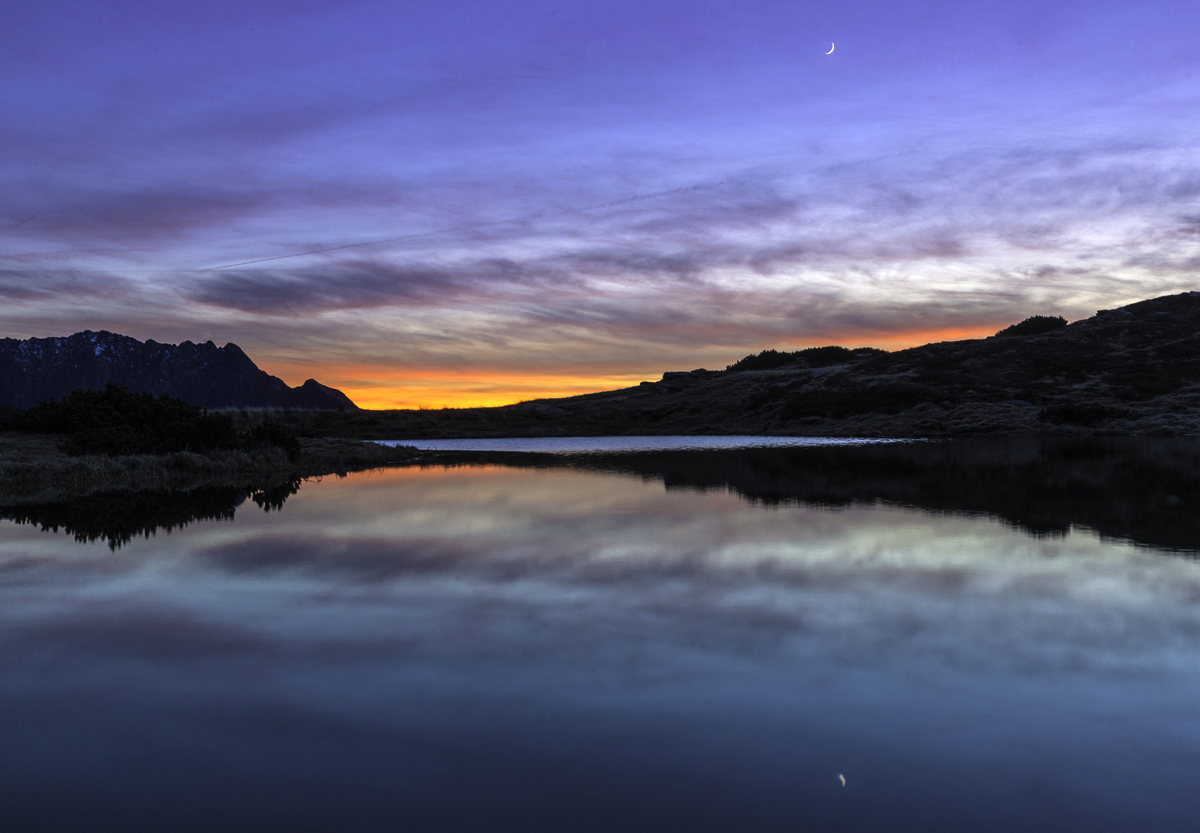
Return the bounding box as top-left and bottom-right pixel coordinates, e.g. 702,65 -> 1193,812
4,464 -> 1198,674
2,463 -> 1200,830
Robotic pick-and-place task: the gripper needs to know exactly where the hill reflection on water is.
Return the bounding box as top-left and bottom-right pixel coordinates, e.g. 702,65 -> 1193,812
460,436 -> 1200,554
4,436 -> 1200,832
1,478 -> 301,549
3,437 -> 1199,553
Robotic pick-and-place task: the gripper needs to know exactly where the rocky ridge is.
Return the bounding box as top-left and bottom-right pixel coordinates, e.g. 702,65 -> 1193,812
0,331 -> 357,411
283,290 -> 1200,438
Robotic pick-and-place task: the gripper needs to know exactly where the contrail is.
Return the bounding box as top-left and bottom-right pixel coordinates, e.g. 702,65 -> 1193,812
204,181 -> 725,271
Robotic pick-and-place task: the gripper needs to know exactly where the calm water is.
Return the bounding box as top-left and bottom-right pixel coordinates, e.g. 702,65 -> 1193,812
2,438 -> 1200,831
377,435 -> 910,452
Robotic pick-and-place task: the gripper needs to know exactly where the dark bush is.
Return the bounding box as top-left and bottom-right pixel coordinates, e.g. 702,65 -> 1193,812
745,382 -> 793,410
1037,403 -> 1137,426
246,421 -> 302,461
725,349 -> 802,372
1,383 -> 303,458
3,383 -> 238,455
801,346 -> 855,367
782,384 -> 942,419
1104,367 -> 1191,401
994,315 -> 1067,338
1155,338 -> 1200,359
726,345 -> 886,372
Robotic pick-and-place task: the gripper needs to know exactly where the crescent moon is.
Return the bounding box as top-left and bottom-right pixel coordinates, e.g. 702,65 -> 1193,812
826,43 -> 835,55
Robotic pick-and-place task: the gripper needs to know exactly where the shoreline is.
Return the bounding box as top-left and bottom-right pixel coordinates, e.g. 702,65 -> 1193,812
0,433 -> 420,504
7,426 -> 1196,504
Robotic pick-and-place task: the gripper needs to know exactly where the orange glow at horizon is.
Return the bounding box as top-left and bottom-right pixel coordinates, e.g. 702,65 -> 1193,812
258,364 -> 659,410
340,374 -> 652,410
259,325 -> 999,410
822,324 -> 998,349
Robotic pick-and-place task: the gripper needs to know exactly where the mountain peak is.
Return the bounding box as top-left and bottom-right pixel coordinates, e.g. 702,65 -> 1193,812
0,331 -> 357,411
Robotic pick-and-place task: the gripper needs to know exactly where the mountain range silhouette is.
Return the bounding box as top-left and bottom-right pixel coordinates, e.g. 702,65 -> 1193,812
0,331 -> 356,411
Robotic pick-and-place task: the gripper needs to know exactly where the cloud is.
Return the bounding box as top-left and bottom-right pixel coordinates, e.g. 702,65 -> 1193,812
0,270 -> 134,302
13,605 -> 272,659
193,529 -> 983,601
5,17 -> 1200,391
189,264 -> 463,314
0,179 -> 418,251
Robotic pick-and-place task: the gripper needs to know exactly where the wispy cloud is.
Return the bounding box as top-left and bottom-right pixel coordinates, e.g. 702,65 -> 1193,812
4,0 -> 1200,402
0,270 -> 134,302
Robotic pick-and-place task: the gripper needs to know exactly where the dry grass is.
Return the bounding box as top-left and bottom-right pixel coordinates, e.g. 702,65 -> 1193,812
0,432 -> 418,502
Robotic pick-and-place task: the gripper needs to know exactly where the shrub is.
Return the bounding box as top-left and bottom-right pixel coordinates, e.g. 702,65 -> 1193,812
1037,403 -> 1137,426
246,421 -> 301,460
726,349 -> 801,372
1104,367 -> 1191,402
994,315 -> 1067,338
3,383 -> 237,455
2,382 -> 301,458
726,345 -> 886,372
782,384 -> 942,419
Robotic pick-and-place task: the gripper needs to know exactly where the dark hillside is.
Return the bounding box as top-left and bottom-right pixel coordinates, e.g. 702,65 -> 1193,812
264,290 -> 1200,438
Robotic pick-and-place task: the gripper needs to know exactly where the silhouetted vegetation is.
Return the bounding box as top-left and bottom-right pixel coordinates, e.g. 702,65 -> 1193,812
1105,367 -> 1192,402
781,383 -> 945,419
725,349 -> 796,372
995,315 -> 1067,338
246,420 -> 302,461
726,345 -> 886,372
1,383 -> 300,458
0,429 -> 419,504
1038,403 -> 1137,426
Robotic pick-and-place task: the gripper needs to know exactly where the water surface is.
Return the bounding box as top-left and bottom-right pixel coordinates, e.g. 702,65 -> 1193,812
377,434 -> 909,452
2,439 -> 1199,831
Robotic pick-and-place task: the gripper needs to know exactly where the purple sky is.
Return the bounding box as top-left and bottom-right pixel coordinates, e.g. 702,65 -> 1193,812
4,0 -> 1199,406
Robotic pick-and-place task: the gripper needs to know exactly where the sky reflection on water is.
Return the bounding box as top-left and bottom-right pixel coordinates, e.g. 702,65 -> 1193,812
2,461 -> 1200,831
376,435 -> 911,452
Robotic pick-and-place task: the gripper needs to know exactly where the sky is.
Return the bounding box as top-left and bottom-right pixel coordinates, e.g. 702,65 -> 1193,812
4,0 -> 1200,408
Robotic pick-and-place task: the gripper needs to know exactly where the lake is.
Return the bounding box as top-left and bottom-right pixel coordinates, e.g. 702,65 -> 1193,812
2,437 -> 1200,831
